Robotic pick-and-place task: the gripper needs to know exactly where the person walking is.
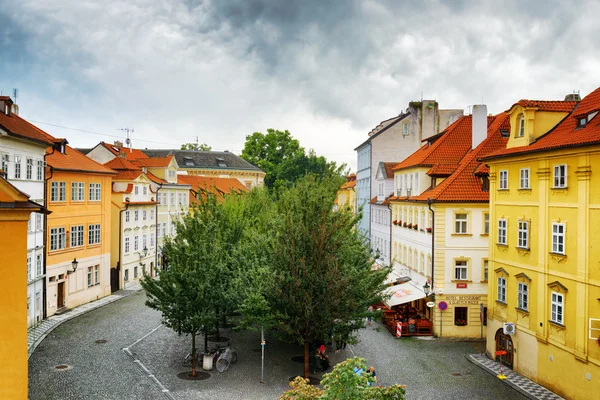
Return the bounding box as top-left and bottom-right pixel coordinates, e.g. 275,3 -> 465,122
367,305 -> 374,325
367,366 -> 377,386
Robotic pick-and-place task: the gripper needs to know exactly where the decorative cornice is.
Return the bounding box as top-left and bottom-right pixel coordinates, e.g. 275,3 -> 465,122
548,280 -> 568,292
537,167 -> 551,180
575,165 -> 592,180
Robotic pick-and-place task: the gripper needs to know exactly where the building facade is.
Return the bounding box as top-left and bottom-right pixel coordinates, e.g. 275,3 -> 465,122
0,96 -> 55,327
0,173 -> 47,400
335,174 -> 356,213
370,163 -> 395,266
482,92 -> 598,400
45,142 -> 115,316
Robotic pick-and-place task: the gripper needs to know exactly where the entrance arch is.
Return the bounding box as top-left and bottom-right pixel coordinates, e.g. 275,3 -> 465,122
495,329 -> 514,369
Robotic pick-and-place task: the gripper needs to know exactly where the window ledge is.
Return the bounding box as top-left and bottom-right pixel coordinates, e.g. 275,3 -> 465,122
480,280 -> 488,283
548,320 -> 565,330
551,187 -> 568,193
550,252 -> 567,263
451,279 -> 472,283
496,243 -> 508,248
517,188 -> 531,191
451,233 -> 473,237
496,300 -> 508,306
497,189 -> 510,192
516,247 -> 530,253
515,307 -> 529,315
480,233 -> 489,237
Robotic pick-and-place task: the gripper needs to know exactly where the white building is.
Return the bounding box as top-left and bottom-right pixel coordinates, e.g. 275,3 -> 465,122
369,162 -> 396,265
0,96 -> 55,327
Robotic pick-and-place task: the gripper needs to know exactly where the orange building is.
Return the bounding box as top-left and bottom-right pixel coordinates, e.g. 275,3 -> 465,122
45,141 -> 116,315
0,172 -> 48,400
177,174 -> 248,204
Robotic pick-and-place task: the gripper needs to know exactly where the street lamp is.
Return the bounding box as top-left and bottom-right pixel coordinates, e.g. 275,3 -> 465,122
139,246 -> 148,260
67,258 -> 78,275
423,281 -> 431,296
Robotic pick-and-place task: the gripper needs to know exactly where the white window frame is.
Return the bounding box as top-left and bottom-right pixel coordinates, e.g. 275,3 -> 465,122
14,155 -> 21,179
36,254 -> 42,276
124,237 -> 130,254
497,219 -> 507,245
125,210 -> 130,223
27,257 -> 32,280
26,157 -> 33,180
150,232 -> 155,248
71,182 -> 85,201
519,168 -> 530,189
483,259 -> 489,281
518,282 -> 529,311
455,213 -> 468,234
70,225 -> 84,248
1,153 -> 9,175
50,227 -> 66,251
499,170 -> 508,190
552,223 -> 565,254
88,224 -> 101,245
483,213 -> 490,235
36,160 -> 43,180
455,260 -> 468,280
134,235 -> 139,251
518,221 -> 529,249
134,210 -> 139,221
497,277 -> 507,303
553,165 -> 567,188
94,265 -> 99,285
551,292 -> 564,325
518,114 -> 525,137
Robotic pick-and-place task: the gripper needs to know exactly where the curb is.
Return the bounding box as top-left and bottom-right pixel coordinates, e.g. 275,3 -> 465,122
28,286 -> 143,359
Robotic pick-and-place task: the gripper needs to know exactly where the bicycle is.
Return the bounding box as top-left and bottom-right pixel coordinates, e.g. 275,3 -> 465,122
182,351 -> 202,367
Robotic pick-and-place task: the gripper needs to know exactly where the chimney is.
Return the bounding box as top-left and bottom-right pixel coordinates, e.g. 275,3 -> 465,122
472,104 -> 487,149
0,96 -> 13,116
564,91 -> 581,102
114,140 -> 123,148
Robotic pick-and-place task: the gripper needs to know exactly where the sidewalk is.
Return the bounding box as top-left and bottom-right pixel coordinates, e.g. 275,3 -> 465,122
467,354 -> 564,400
27,282 -> 143,359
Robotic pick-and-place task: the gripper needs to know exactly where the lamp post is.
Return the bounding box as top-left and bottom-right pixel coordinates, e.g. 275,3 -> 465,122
139,246 -> 148,274
67,258 -> 78,275
423,281 -> 430,296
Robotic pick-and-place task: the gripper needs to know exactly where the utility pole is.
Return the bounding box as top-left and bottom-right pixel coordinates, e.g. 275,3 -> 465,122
118,128 -> 135,152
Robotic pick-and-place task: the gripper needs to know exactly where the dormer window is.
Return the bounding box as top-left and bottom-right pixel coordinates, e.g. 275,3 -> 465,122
517,114 -> 525,137
216,157 -> 226,168
578,117 -> 587,128
184,157 -> 194,166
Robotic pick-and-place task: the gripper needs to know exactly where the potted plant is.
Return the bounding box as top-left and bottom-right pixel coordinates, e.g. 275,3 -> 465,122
398,220 -> 402,226
413,224 -> 418,230
403,222 -> 408,227
455,319 -> 467,326
393,220 -> 398,225
407,223 -> 413,229
426,227 -> 432,233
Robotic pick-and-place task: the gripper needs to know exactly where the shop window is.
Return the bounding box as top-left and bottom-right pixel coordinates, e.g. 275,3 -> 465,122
455,307 -> 468,326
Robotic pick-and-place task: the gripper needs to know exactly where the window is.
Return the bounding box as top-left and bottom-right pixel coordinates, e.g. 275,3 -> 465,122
455,260 -> 468,280
403,123 -> 409,135
518,221 -> 529,249
142,234 -> 147,250
168,170 -> 176,179
162,223 -> 167,237
134,266 -> 138,278
143,186 -> 147,195
420,253 -> 424,273
518,114 -> 525,137
497,277 -> 507,303
94,265 -> 99,285
87,267 -> 93,287
88,265 -> 99,286
125,210 -> 130,223
27,257 -> 32,280
170,192 -> 175,205
157,226 -> 161,238
89,183 -> 101,201
483,213 -> 490,235
483,260 -> 488,281
497,219 -> 507,245
124,237 -> 130,254
553,165 -> 567,188
421,210 -> 425,229
150,232 -> 155,248
71,182 -> 84,201
143,210 -> 147,221
134,236 -> 139,251
36,254 -> 42,276
14,155 -> 21,179
134,186 -> 139,195
551,292 -> 564,324
26,158 -> 33,179
88,224 -> 101,245
70,225 -> 84,247
150,210 -> 154,220
134,210 -> 139,221
552,223 -> 565,254
454,307 -> 468,326
36,214 -> 42,231
455,213 -> 468,234
520,168 -> 530,189
1,153 -> 8,175
36,160 -> 43,180
518,283 -> 529,311
499,170 -> 508,190
50,227 -> 66,250
578,117 -> 586,128
124,269 -> 129,281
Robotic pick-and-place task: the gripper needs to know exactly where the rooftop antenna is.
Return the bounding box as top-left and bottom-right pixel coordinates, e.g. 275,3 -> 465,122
195,135 -> 199,151
12,88 -> 18,103
119,127 -> 134,152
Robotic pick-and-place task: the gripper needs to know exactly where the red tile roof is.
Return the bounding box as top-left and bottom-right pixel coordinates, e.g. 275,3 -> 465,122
104,157 -> 141,171
507,100 -> 578,113
483,87 -> 600,160
0,107 -> 55,146
177,175 -> 247,202
101,142 -> 149,160
130,156 -> 173,168
112,170 -> 144,181
413,113 -> 510,202
426,163 -> 458,177
146,171 -> 168,185
383,163 -> 397,179
46,145 -> 116,174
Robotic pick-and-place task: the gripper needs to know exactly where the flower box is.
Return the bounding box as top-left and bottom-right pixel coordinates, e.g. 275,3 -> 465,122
403,222 -> 408,227
407,223 -> 413,229
426,227 -> 432,233
455,319 -> 467,326
413,224 -> 418,230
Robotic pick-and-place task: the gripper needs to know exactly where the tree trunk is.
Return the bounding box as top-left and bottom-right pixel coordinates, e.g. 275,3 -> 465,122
191,330 -> 197,377
303,341 -> 309,379
204,327 -> 209,354
215,307 -> 221,340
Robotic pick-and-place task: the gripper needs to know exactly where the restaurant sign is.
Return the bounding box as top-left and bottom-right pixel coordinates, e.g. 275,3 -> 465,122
444,295 -> 483,305
456,283 -> 467,289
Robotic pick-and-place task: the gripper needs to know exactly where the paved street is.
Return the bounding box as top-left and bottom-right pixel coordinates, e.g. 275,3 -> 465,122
29,291 -> 526,399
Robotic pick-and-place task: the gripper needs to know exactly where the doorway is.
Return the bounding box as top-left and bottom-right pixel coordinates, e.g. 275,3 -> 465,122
57,282 -> 65,309
495,328 -> 514,369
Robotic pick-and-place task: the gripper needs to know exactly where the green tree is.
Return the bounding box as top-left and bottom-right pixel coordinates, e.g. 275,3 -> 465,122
265,175 -> 389,378
281,357 -> 406,399
240,129 -> 343,190
181,142 -> 212,151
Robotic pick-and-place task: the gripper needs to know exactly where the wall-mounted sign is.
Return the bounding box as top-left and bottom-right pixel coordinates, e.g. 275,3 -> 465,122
426,301 -> 435,308
456,283 -> 468,289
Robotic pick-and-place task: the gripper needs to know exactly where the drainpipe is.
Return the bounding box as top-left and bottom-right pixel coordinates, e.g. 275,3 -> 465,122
387,200 -> 393,266
118,203 -> 129,290
154,183 -> 162,275
42,148 -> 56,320
427,198 -> 435,289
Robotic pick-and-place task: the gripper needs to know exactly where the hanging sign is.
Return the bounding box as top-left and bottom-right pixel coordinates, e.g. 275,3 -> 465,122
426,301 -> 435,308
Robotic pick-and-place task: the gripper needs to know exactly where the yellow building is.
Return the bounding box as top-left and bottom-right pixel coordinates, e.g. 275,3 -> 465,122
336,173 -> 356,213
0,172 -> 48,400
482,91 -> 599,399
45,142 -> 116,315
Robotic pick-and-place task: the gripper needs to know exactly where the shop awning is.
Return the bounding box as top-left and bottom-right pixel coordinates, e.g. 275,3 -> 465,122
383,281 -> 427,307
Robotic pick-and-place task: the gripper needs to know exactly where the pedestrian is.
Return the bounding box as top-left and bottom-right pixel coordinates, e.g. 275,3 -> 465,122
367,305 -> 373,325
367,366 -> 377,386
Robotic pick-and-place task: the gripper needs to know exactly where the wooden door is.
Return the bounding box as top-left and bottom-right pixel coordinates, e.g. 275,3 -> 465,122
495,329 -> 514,368
57,282 -> 65,309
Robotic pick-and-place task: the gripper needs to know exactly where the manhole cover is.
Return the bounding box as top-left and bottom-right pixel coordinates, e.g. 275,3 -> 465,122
177,371 -> 211,380
95,339 -> 107,344
54,364 -> 72,371
289,376 -> 320,385
291,356 -> 305,364
451,372 -> 462,376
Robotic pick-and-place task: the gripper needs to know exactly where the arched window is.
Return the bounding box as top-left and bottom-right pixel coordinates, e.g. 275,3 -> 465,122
518,114 -> 525,137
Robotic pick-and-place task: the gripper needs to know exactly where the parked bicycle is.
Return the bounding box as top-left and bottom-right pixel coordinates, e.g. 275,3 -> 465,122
182,351 -> 202,367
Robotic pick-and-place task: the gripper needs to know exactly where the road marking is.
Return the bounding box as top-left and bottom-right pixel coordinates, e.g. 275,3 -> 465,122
122,324 -> 176,400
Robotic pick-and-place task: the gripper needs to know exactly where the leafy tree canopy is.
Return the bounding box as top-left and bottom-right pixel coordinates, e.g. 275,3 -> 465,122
240,129 -> 344,190
181,142 -> 212,151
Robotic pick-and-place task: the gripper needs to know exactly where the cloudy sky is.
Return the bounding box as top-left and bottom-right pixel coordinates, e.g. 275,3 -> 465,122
1,0 -> 599,171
